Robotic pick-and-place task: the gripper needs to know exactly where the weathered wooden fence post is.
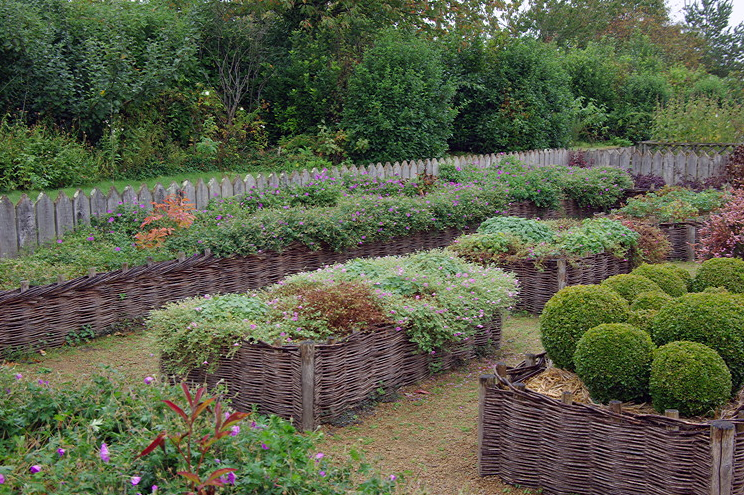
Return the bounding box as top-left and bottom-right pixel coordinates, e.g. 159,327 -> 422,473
478,374 -> 496,476
300,341 -> 316,432
710,420 -> 734,495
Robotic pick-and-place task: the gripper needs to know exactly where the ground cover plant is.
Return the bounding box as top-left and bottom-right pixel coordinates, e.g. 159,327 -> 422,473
447,216 -> 639,265
150,250 -> 518,375
0,370 -> 398,494
614,186 -> 731,224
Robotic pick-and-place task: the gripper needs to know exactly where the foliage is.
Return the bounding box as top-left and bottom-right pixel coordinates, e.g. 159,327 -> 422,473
573,323 -> 655,403
631,173 -> 666,191
651,95 -> 744,143
343,30 -> 456,163
697,189 -> 744,259
683,0 -> 744,76
614,218 -> 671,265
0,370 -> 398,494
135,383 -> 249,494
477,216 -> 555,243
558,166 -> 633,209
449,217 -> 638,264
650,341 -> 732,416
135,195 -> 196,249
448,37 -> 575,153
0,117 -> 100,191
630,263 -> 689,297
153,250 -> 517,371
725,146 -> 744,189
539,284 -> 631,370
630,291 -> 674,311
615,186 -> 730,223
600,274 -> 663,303
691,257 -> 744,292
649,292 -> 744,387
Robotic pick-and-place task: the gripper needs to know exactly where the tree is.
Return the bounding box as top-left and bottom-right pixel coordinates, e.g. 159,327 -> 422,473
342,30 -> 456,163
684,0 -> 744,76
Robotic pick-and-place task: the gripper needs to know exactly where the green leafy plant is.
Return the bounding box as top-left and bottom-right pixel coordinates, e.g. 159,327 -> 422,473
600,274 -> 663,303
64,324 -> 96,346
650,292 -> 744,387
650,341 -> 732,417
630,263 -> 688,297
539,284 -> 630,370
573,323 -> 655,404
691,257 -> 744,293
616,186 -> 730,223
136,383 -> 248,494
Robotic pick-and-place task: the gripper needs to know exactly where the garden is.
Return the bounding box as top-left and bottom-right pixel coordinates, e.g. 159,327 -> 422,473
2,0 -> 744,492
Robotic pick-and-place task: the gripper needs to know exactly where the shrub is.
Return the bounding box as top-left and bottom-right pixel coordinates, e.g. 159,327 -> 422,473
600,274 -> 663,303
630,263 -> 688,297
558,166 -> 633,209
631,291 -> 674,312
650,341 -> 732,416
616,186 -> 730,223
691,257 -> 744,293
477,216 -> 555,243
343,30 -> 456,163
615,219 -> 671,265
573,323 -> 655,403
540,285 -> 630,370
628,309 -> 660,332
650,292 -> 744,387
697,188 -> 744,260
651,94 -> 744,143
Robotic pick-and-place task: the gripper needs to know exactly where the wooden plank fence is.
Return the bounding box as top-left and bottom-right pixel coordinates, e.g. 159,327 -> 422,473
0,147 -> 733,258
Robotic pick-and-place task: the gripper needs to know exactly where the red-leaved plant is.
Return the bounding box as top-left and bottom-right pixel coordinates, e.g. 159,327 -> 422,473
136,383 -> 248,495
697,188 -> 744,260
134,194 -> 196,249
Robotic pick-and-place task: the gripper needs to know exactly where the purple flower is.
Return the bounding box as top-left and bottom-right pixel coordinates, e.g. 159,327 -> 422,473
319,471 -> 326,477
86,236 -> 95,241
30,465 -> 41,474
57,448 -> 65,457
230,425 -> 240,436
56,239 -> 63,243
315,452 -> 324,460
261,443 -> 269,450
0,474 -> 4,484
114,247 -> 121,252
227,472 -> 236,485
100,443 -> 110,462
144,376 -> 154,384
389,475 -> 397,481
107,217 -> 115,223
131,476 -> 141,486
14,373 -> 22,380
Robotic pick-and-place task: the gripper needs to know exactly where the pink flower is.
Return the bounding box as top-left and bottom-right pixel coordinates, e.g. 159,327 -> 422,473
144,376 -> 154,385
57,448 -> 65,457
315,452 -> 324,460
100,443 -> 110,462
230,425 -> 240,436
0,474 -> 4,484
30,465 -> 41,473
14,373 -> 21,380
131,476 -> 142,486
261,443 -> 269,450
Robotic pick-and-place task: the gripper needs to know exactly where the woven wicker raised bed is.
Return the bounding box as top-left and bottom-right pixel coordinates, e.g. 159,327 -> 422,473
499,252 -> 631,314
504,198 -> 604,220
478,355 -> 744,495
179,317 -> 501,430
0,225 -> 473,353
659,221 -> 700,261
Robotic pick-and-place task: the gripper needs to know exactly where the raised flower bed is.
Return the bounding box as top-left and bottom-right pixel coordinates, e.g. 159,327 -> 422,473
478,355 -> 744,495
153,251 -> 517,429
182,318 -> 500,431
614,186 -> 730,261
447,217 -> 637,313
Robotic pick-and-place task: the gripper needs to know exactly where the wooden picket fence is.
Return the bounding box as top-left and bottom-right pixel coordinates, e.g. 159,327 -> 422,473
0,146 -> 733,258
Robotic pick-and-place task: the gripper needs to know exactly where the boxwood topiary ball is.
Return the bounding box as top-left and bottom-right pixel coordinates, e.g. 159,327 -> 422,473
691,258 -> 744,293
650,293 -> 744,387
600,274 -> 663,303
574,323 -> 655,404
540,285 -> 630,370
631,291 -> 674,311
631,263 -> 688,297
650,341 -> 732,417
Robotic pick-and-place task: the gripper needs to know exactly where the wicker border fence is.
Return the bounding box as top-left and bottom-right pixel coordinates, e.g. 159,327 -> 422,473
478,355 -> 744,495
0,225 -> 472,353
500,252 -> 631,314
180,318 -> 501,431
